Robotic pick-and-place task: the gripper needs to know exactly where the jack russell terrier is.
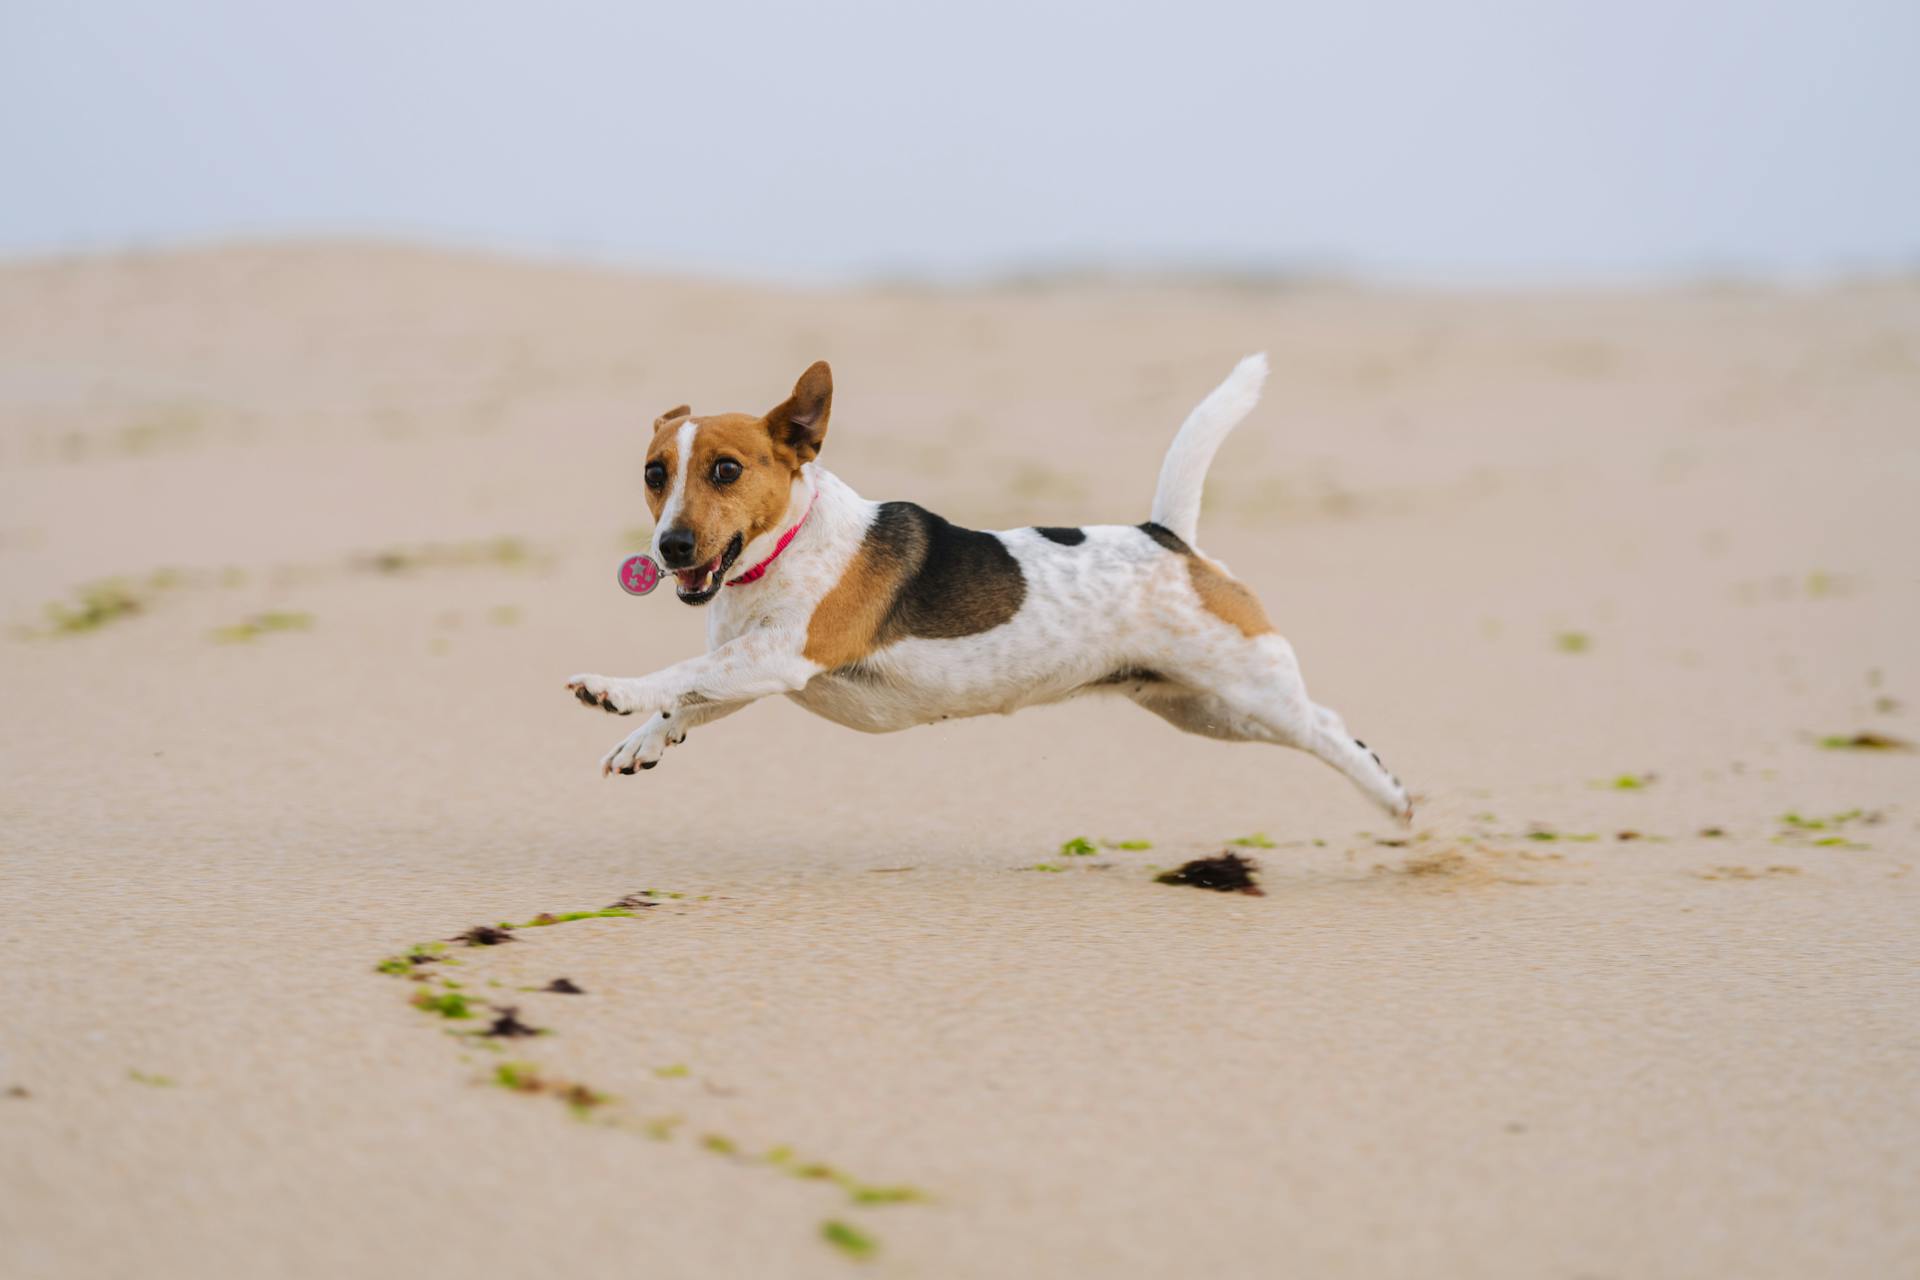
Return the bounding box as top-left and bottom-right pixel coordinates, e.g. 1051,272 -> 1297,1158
567,356 -> 1412,823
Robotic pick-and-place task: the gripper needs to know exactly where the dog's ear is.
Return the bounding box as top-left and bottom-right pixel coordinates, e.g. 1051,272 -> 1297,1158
766,362 -> 831,461
654,404 -> 692,431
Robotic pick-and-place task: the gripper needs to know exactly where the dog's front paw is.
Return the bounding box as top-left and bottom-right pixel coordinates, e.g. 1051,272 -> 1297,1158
600,715 -> 679,776
566,673 -> 650,716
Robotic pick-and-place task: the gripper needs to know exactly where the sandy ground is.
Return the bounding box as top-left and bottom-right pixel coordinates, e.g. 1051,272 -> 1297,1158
2,244 -> 1917,1279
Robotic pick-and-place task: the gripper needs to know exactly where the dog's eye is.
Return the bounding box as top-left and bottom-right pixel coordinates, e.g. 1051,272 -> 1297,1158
711,458 -> 742,485
644,461 -> 667,490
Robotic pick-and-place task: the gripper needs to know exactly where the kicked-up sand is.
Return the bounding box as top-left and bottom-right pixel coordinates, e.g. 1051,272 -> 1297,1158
2,244 -> 1917,1279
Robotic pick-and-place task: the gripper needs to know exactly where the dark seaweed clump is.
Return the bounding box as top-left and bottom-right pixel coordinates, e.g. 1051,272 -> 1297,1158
482,1006 -> 543,1038
544,978 -> 585,994
450,924 -> 515,946
1155,853 -> 1264,895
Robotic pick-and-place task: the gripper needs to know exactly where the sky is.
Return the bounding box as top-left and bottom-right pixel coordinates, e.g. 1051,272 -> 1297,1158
3,0 -> 1917,283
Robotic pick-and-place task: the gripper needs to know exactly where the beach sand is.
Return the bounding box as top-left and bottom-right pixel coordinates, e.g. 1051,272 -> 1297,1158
2,245 -> 1916,1278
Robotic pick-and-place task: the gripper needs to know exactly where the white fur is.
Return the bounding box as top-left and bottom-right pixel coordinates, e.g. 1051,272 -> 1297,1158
649,419 -> 700,560
1150,352 -> 1267,546
572,356 -> 1412,822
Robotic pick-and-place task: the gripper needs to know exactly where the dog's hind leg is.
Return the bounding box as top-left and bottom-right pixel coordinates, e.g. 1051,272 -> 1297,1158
1141,636 -> 1414,824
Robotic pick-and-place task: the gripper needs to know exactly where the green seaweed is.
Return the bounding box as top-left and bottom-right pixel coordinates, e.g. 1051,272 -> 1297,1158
212,611 -> 314,644
653,1064 -> 690,1079
1554,631 -> 1592,653
642,1115 -> 684,1141
412,991 -> 474,1020
1104,838 -> 1153,851
44,581 -> 146,635
517,908 -> 636,928
1781,810 -> 1865,832
1058,837 -> 1098,857
1229,832 -> 1277,849
1525,828 -> 1600,843
128,1069 -> 175,1088
847,1183 -> 927,1206
494,1061 -> 543,1092
821,1220 -> 877,1260
1817,732 -> 1913,752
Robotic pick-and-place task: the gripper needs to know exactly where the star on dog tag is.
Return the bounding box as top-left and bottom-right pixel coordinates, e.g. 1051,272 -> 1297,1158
617,554 -> 662,596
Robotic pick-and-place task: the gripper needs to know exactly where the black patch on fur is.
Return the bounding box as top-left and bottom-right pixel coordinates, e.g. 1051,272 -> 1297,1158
1094,667 -> 1164,686
1034,526 -> 1087,546
866,502 -> 1026,641
1138,521 -> 1192,555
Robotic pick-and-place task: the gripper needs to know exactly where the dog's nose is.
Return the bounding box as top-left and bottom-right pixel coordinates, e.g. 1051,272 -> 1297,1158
658,527 -> 698,568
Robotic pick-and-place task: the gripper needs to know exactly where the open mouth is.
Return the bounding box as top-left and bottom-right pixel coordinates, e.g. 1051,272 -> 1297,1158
673,533 -> 744,605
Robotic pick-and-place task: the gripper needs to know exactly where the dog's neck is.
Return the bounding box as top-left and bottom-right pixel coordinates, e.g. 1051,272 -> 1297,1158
709,466 -> 872,617
729,466 -> 820,582
729,465 -> 869,584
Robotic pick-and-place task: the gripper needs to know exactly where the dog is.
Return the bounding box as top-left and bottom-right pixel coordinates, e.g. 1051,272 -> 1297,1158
567,356 -> 1412,823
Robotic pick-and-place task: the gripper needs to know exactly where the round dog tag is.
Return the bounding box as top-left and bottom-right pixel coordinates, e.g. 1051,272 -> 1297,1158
618,554 -> 662,596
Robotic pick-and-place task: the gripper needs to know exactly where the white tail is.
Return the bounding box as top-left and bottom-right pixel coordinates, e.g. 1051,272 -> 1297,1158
1149,353 -> 1268,546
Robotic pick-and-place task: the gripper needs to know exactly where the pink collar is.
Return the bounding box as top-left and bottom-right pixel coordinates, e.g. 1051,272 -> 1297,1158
726,492 -> 816,586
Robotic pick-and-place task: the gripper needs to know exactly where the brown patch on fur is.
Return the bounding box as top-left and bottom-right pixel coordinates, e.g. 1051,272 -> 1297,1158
805,502 -> 1026,667
1188,557 -> 1273,636
806,532 -> 906,669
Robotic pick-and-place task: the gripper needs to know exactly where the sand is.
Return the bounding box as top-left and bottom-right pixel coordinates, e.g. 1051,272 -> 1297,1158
2,244 -> 1916,1279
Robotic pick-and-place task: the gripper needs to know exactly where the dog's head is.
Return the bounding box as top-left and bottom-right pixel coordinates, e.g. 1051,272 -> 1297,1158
644,361 -> 832,604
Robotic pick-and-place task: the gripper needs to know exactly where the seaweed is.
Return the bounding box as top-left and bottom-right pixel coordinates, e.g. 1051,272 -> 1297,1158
848,1184 -> 926,1205
521,909 -> 633,927
412,991 -> 474,1019
493,1061 -> 544,1092
450,924 -> 515,946
42,581 -> 147,635
1818,732 -> 1913,752
211,611 -> 314,644
1155,853 -> 1263,895
1229,832 -> 1276,849
481,1006 -> 543,1038
543,978 -> 584,994
821,1220 -> 877,1260
1058,837 -> 1098,857
605,893 -> 663,910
